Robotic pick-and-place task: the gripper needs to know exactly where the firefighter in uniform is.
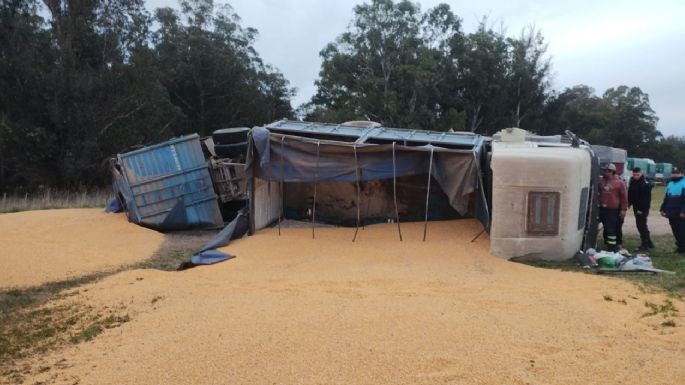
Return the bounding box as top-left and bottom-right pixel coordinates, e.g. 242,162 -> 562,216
599,163 -> 628,252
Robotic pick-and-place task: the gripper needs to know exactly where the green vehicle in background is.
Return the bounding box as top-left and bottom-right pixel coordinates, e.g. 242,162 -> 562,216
626,157 -> 657,182
656,162 -> 672,184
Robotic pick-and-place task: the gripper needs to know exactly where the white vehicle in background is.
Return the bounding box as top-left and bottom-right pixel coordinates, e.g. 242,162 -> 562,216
655,162 -> 673,185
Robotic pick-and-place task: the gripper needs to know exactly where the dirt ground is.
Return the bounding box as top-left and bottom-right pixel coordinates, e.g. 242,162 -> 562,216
0,209 -> 164,289
622,210 -> 672,236
6,214 -> 684,385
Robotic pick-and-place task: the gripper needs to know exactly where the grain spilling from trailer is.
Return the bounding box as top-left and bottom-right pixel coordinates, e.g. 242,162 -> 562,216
245,120 -> 490,242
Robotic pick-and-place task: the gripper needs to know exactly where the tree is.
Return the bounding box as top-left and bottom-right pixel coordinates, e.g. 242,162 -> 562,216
505,27 -> 550,131
308,2 -> 551,134
602,86 -> 660,156
154,0 -> 294,136
310,0 -> 432,127
542,85 -> 612,139
646,136 -> 685,166
452,21 -> 510,133
0,0 -> 294,191
0,0 -> 55,188
542,85 -> 662,158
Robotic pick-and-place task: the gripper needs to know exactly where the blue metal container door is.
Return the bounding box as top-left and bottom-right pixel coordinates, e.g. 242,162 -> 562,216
117,134 -> 223,230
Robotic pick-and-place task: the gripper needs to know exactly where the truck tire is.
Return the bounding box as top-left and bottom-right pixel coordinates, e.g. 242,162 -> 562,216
214,142 -> 247,159
213,127 -> 249,145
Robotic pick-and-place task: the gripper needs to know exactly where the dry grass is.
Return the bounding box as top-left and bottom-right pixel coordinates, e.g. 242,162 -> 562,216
0,189 -> 111,213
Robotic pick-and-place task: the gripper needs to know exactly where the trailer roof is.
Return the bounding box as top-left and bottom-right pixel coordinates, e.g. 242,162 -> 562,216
264,120 -> 484,149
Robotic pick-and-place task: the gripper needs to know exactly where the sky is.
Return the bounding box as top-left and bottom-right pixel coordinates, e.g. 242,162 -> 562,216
147,0 -> 685,136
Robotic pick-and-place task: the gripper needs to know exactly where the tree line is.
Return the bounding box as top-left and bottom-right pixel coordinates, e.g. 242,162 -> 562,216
1,0 -> 682,192
303,0 -> 684,163
0,0 -> 293,191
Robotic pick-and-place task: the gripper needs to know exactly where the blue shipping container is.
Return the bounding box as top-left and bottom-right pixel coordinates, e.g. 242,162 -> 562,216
114,134 -> 223,230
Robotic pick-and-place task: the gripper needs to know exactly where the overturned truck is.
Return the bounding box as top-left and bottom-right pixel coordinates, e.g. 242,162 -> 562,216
110,121 -> 602,261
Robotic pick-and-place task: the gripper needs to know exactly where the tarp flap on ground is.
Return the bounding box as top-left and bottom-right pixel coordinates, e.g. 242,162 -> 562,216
187,211 -> 248,266
247,122 -> 489,228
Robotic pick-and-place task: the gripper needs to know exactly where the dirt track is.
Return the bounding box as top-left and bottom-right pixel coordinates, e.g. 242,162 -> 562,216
622,210 -> 672,236
11,215 -> 684,385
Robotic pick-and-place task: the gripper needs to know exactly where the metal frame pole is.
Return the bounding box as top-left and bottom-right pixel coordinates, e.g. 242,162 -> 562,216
312,140 -> 320,239
267,174 -> 271,230
423,147 -> 434,241
352,145 -> 361,242
392,142 -> 403,241
278,135 -> 285,235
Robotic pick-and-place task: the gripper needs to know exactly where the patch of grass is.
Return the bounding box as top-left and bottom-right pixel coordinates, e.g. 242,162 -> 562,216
133,231 -> 215,271
518,234 -> 685,297
0,304 -> 75,359
636,299 -> 679,329
642,299 -> 678,318
70,314 -> 130,344
651,185 -> 665,211
510,257 -> 579,272
1,299 -> 130,360
661,319 -> 677,327
0,270 -> 132,361
135,250 -> 191,271
102,314 -> 131,328
620,235 -> 685,296
0,272 -> 112,317
70,324 -> 102,344
0,290 -> 37,312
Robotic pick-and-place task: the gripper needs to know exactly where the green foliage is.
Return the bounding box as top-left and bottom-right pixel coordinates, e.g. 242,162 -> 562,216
308,0 -> 677,162
1,0 -> 681,191
308,1 -> 552,134
647,135 -> 685,167
153,1 -> 294,136
0,0 -> 294,192
543,85 -> 660,154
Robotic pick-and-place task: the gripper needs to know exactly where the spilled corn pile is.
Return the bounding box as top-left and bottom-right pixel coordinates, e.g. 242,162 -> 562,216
0,209 -> 164,289
12,218 -> 685,385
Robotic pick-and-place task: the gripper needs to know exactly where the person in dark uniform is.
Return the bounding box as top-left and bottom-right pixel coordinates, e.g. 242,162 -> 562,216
599,163 -> 628,252
628,167 -> 654,251
660,167 -> 685,253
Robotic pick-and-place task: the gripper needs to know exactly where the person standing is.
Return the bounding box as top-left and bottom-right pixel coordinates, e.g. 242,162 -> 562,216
616,204 -> 625,249
660,167 -> 685,253
599,163 -> 628,252
628,167 -> 654,251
